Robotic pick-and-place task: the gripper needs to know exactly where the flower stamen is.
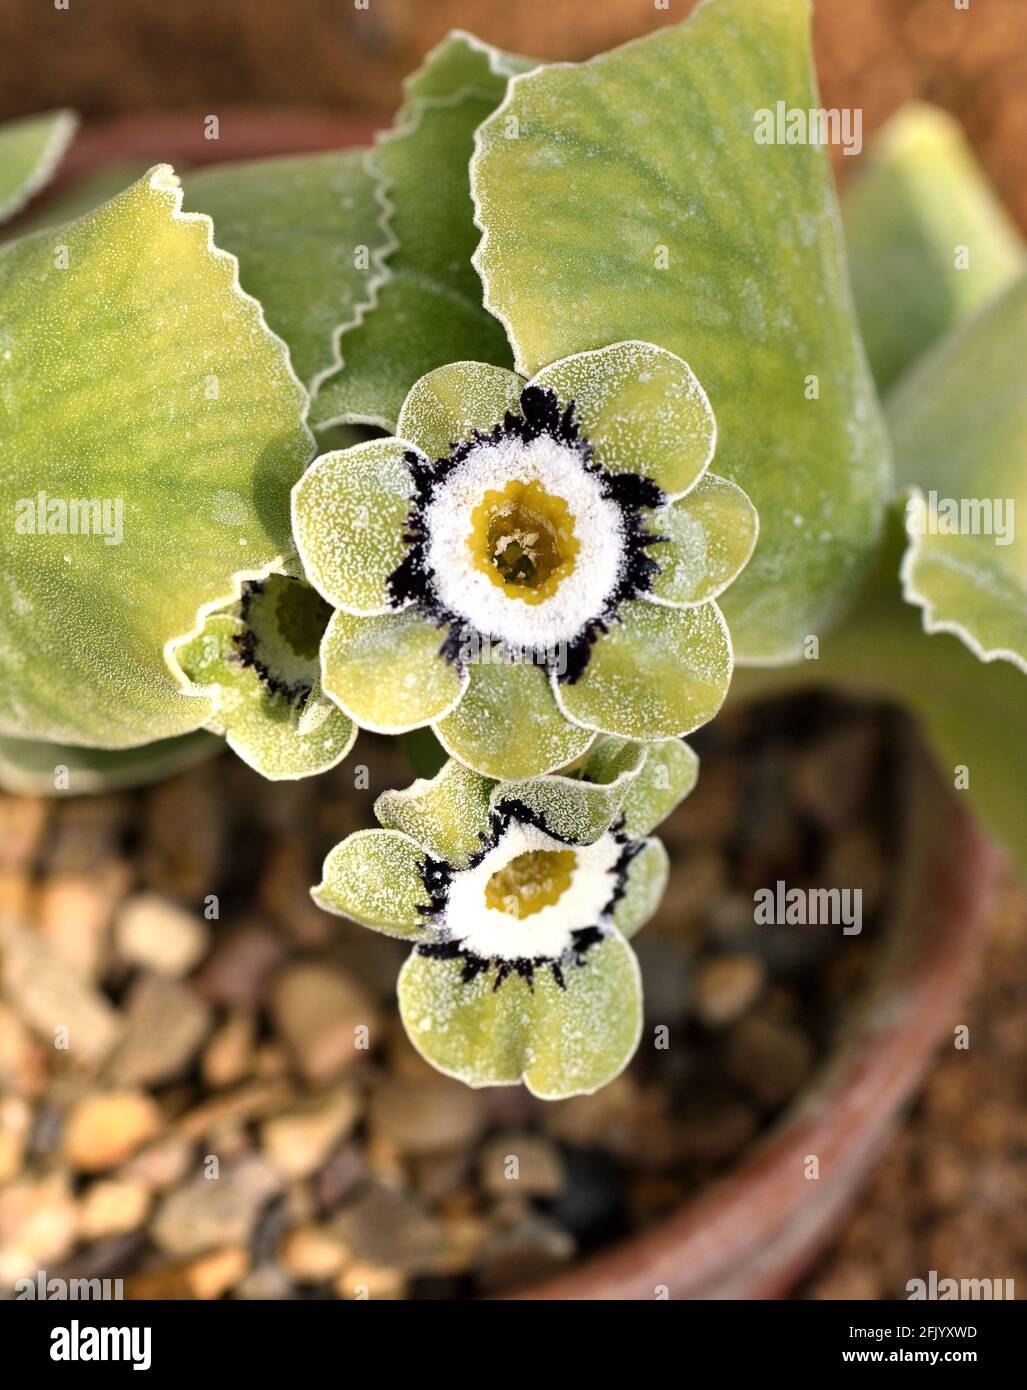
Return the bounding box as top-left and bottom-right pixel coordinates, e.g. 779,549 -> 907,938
468,479 -> 580,604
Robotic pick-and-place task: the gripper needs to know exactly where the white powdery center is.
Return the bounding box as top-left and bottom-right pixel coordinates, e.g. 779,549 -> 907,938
441,818 -> 622,962
422,434 -> 627,652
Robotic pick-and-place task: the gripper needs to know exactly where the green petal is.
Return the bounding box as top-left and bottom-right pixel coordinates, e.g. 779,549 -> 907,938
292,439 -> 415,614
433,658 -> 593,778
471,0 -> 891,661
490,740 -> 645,845
374,759 -> 493,866
530,342 -> 715,498
396,361 -> 523,462
555,600 -> 731,739
176,606 -> 355,781
613,838 -> 669,940
650,473 -> 758,606
320,607 -> 466,733
398,932 -> 642,1099
310,34 -> 533,430
890,277 -> 1027,672
0,110 -> 76,223
619,739 -> 699,839
312,829 -> 431,940
843,104 -> 1025,394
182,151 -> 391,395
0,165 -> 312,748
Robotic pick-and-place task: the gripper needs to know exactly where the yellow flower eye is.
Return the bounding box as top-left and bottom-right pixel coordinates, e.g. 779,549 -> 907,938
485,848 -> 578,919
468,478 -> 580,604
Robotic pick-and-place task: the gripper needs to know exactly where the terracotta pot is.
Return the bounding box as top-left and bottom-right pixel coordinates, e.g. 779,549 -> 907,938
21,110 -> 1007,1300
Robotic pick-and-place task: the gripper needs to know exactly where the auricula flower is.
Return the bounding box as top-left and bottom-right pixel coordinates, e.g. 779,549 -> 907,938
175,574 -> 356,779
311,738 -> 697,1099
293,341 -> 757,778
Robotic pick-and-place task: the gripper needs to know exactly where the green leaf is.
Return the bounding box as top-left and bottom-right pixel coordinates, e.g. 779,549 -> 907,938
5,163 -> 147,239
889,275 -> 1027,671
182,151 -> 390,395
0,110 -> 77,223
0,729 -> 219,796
843,104 -> 1025,394
0,165 -> 312,748
471,0 -> 890,662
310,32 -> 533,430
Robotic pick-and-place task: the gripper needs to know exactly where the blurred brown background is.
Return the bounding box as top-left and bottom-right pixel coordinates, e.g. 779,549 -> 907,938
2,0 -> 1026,226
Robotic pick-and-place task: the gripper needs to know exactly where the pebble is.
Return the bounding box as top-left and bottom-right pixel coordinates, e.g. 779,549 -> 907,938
0,1173 -> 79,1285
824,827 -> 886,915
790,724 -> 876,828
43,796 -> 126,872
141,765 -> 225,898
478,1133 -> 566,1198
174,1079 -> 292,1143
665,760 -> 738,845
106,973 -> 212,1086
122,1135 -> 195,1191
724,1015 -> 814,1109
114,892 -> 210,977
259,1086 -> 362,1179
693,953 -> 765,1027
0,794 -> 49,869
259,836 -> 332,947
193,919 -> 288,1009
269,961 -> 380,1083
278,1224 -> 347,1282
0,1000 -> 46,1095
330,1181 -> 447,1274
78,1178 -> 151,1240
335,1261 -> 407,1300
36,864 -> 130,982
650,846 -> 726,935
0,1095 -> 32,1183
409,1151 -> 472,1203
369,1076 -> 484,1157
0,867 -> 32,924
542,1074 -> 639,1148
201,1010 -> 257,1089
231,1263 -> 294,1300
312,1142 -> 367,1214
0,921 -> 122,1068
127,1245 -> 249,1300
475,1210 -> 575,1294
150,1155 -> 281,1258
62,1089 -> 163,1171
